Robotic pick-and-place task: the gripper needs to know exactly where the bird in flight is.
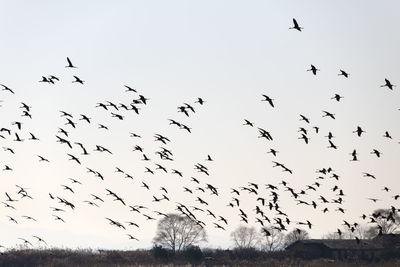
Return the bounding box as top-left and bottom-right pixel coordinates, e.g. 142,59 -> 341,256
371,149 -> 382,158
261,94 -> 274,107
18,238 -> 32,246
380,78 -> 395,90
367,198 -> 381,203
8,216 -> 18,224
111,113 -> 124,120
289,18 -> 303,31
29,133 -> 39,140
67,154 -> 81,165
307,65 -> 320,75
322,111 -> 335,119
350,149 -> 358,161
363,172 -> 376,179
12,121 -> 22,130
267,148 -> 278,157
299,114 -> 310,124
53,215 -> 65,222
0,84 -> 15,94
98,124 -> 108,130
60,111 -> 73,118
39,76 -> 50,83
1,201 -> 15,209
127,234 -> 139,241
338,70 -> 349,78
130,132 -> 141,138
38,155 -> 50,162
213,223 -> 226,231
5,192 -> 17,202
65,57 -> 77,68
124,85 -> 137,92
298,134 -> 309,144
353,126 -> 365,137
383,131 -> 392,139
3,147 -> 14,154
32,235 -> 47,245
331,94 -> 344,102
243,119 -> 254,127
72,76 -> 84,85
195,97 -> 205,105
328,140 -> 337,149
79,114 -> 91,124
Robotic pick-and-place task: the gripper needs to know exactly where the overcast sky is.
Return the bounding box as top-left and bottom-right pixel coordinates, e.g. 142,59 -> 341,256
0,1 -> 399,250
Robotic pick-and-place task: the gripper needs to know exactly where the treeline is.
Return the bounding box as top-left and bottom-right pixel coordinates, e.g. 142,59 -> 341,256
0,246 -> 399,267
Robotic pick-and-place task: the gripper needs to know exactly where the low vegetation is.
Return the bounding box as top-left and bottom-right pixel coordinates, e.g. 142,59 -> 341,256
1,247 -> 399,267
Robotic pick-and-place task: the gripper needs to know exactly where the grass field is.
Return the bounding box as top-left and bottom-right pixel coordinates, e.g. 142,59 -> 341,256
1,248 -> 400,267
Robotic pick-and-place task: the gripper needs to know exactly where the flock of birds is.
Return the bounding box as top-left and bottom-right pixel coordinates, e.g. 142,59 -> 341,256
0,18 -> 399,249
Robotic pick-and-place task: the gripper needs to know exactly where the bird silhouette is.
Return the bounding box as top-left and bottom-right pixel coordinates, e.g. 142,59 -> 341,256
307,65 -> 320,75
18,238 -> 32,246
261,95 -> 274,107
289,18 -> 303,31
72,76 -> 84,85
32,235 -> 47,245
3,147 -> 14,154
353,126 -> 365,137
243,119 -> 254,127
383,131 -> 392,139
380,78 -> 395,90
37,155 -> 50,162
195,97 -> 205,105
299,114 -> 310,123
29,133 -> 39,140
67,154 -> 81,164
127,234 -> 139,241
79,114 -> 91,123
39,76 -> 50,83
322,111 -> 335,119
267,148 -> 278,156
12,121 -> 22,130
363,172 -> 376,179
84,200 -> 99,207
124,85 -> 137,92
328,140 -> 337,149
53,215 -> 65,223
331,94 -> 344,102
213,223 -> 225,230
111,112 -> 124,120
371,149 -> 382,158
0,84 -> 15,94
338,70 -> 349,78
65,57 -> 77,68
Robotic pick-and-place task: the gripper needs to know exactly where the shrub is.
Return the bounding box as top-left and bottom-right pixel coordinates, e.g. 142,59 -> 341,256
151,245 -> 171,263
183,245 -> 204,264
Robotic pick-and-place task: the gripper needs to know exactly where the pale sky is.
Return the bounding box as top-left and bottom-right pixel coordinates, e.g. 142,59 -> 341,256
0,1 -> 399,250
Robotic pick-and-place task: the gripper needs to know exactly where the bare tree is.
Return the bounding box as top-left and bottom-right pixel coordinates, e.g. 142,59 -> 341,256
323,224 -> 378,240
284,228 -> 309,246
352,224 -> 371,239
259,226 -> 285,252
365,208 -> 400,237
230,225 -> 261,249
323,229 -> 353,240
153,214 -> 207,252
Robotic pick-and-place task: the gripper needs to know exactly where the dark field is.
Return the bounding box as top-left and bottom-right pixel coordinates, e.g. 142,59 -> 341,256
1,248 -> 400,267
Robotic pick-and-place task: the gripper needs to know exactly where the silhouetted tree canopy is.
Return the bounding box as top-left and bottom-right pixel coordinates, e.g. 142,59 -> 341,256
153,214 -> 207,252
230,225 -> 260,249
365,208 -> 400,237
284,228 -> 309,246
259,227 -> 285,252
